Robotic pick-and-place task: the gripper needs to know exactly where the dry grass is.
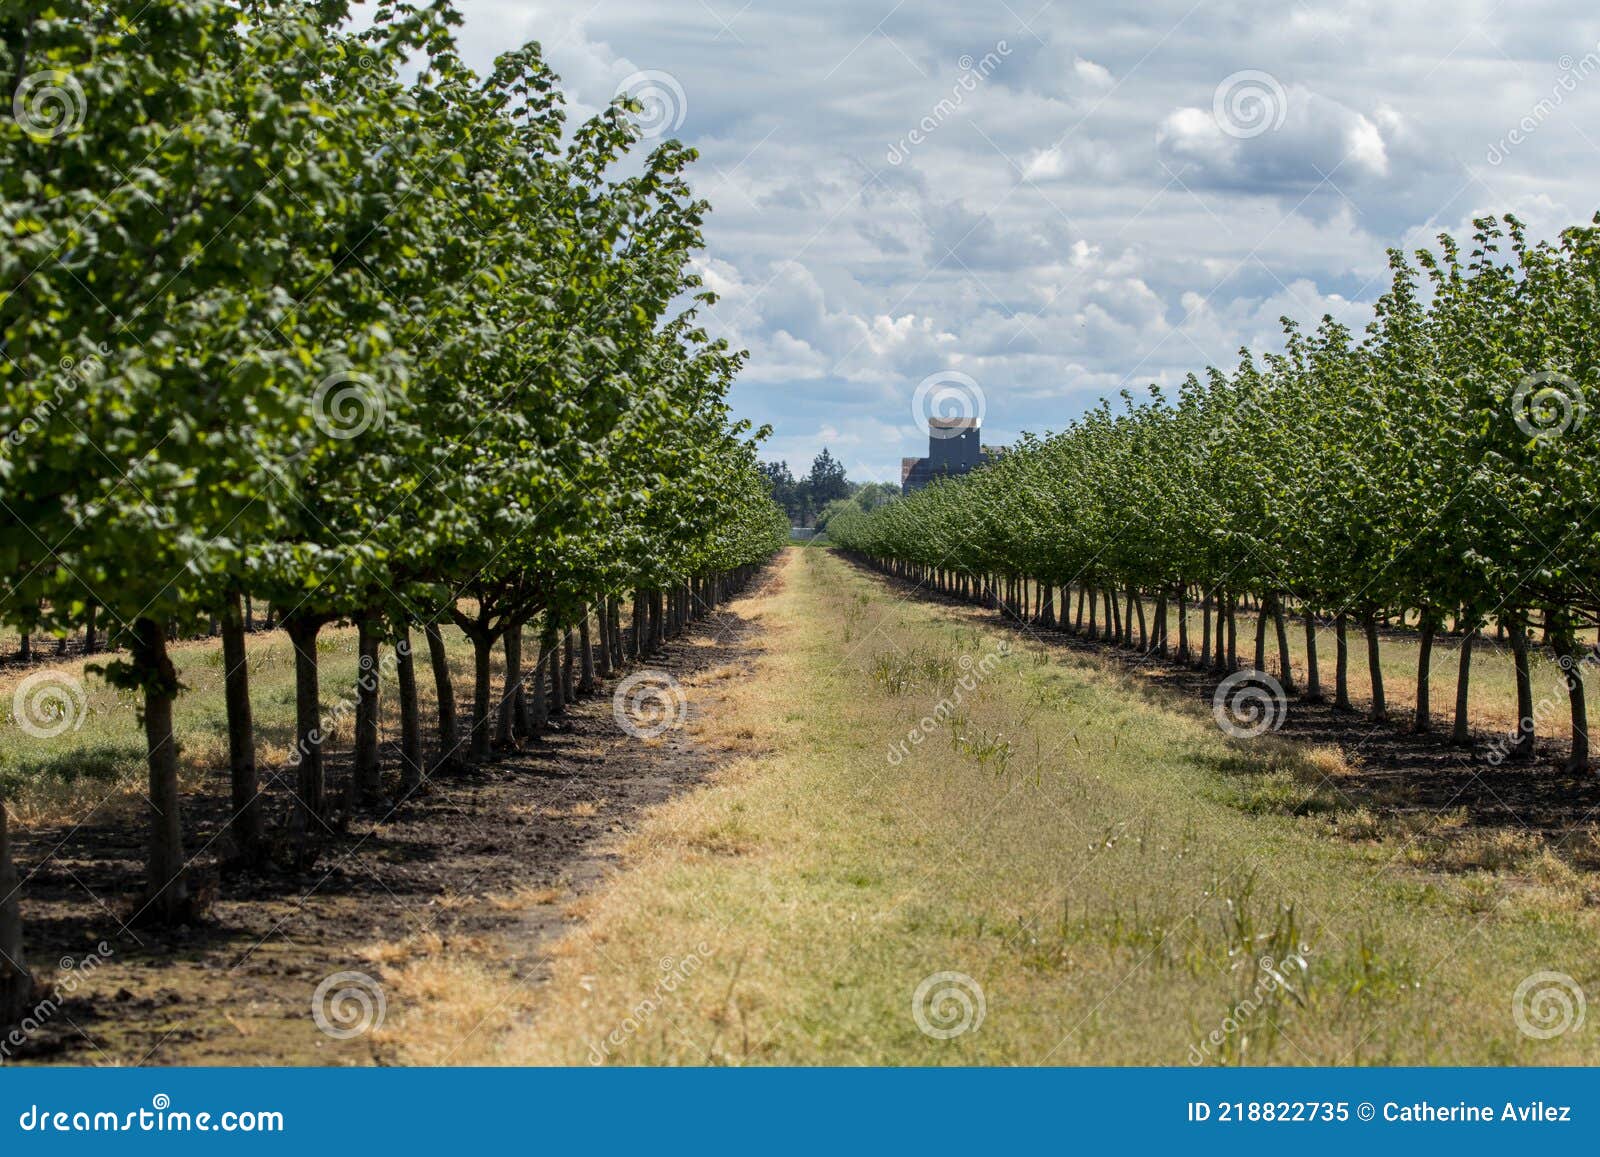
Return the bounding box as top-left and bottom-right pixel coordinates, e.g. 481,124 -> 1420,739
371,951 -> 534,1066
483,885 -> 566,911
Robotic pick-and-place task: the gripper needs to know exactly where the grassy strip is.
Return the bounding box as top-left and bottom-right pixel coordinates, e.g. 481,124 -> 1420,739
389,548 -> 1599,1065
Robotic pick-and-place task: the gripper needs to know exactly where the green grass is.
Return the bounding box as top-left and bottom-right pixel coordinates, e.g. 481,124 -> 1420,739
0,623 -> 484,825
432,547 -> 1600,1066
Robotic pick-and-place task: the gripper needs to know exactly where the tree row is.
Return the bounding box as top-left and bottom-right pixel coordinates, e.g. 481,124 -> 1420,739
0,0 -> 786,1022
833,214 -> 1600,775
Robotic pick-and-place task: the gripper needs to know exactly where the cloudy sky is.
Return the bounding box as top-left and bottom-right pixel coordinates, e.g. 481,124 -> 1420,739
447,0 -> 1600,486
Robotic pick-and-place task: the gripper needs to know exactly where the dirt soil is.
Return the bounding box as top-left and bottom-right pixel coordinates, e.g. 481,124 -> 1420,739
6,571 -> 775,1066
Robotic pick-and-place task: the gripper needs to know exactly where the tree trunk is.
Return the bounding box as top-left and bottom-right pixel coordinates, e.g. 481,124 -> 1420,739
595,599 -> 615,679
1563,650 -> 1590,774
1225,596 -> 1237,670
610,599 -> 625,669
220,590 -> 262,865
1254,599 -> 1269,670
1301,611 -> 1322,702
497,625 -> 522,749
1333,612 -> 1351,710
549,622 -> 566,715
579,609 -> 597,695
350,615 -> 383,805
1451,629 -> 1474,746
1270,594 -> 1295,693
1363,610 -> 1387,722
562,628 -> 577,702
631,592 -> 646,659
1198,587 -> 1211,668
469,631 -> 494,762
1414,615 -> 1436,733
1510,614 -> 1535,759
1215,589 -> 1228,669
132,618 -> 194,923
285,615 -> 327,853
532,624 -> 553,729
83,602 -> 98,654
425,623 -> 461,775
0,799 -> 32,1025
1177,585 -> 1190,663
396,626 -> 424,793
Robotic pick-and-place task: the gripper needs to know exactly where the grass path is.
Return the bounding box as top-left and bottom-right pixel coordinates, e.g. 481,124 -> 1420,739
413,547 -> 1600,1065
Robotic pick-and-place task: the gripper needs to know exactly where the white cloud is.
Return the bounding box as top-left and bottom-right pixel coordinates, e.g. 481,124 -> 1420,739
1344,113 -> 1389,177
439,0 -> 1600,480
1157,106 -> 1235,168
1073,57 -> 1114,87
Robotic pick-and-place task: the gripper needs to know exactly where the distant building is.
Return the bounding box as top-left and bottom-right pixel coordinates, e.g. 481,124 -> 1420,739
901,418 -> 997,494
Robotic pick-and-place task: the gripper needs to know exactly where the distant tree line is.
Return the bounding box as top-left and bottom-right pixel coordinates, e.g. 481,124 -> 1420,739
761,450 -> 899,528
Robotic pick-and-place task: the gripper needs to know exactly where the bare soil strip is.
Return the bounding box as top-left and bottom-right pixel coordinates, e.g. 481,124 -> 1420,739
9,572 -> 775,1066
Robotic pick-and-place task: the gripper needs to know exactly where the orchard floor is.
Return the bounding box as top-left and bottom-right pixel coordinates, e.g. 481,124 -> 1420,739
11,548 -> 1600,1065
418,546 -> 1600,1065
7,575 -> 776,1065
